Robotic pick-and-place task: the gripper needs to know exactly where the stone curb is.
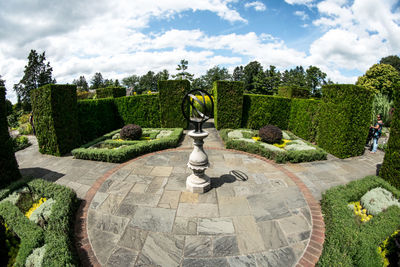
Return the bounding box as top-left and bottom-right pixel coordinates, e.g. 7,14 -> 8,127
75,147 -> 325,267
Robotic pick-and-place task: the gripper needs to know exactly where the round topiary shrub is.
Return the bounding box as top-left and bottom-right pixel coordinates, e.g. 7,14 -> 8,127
259,125 -> 283,144
120,124 -> 142,140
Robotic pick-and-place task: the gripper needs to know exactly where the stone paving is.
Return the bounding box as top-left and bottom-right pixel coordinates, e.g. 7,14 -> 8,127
14,119 -> 385,267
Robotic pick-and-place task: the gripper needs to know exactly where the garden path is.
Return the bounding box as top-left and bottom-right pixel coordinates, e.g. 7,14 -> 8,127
14,120 -> 384,266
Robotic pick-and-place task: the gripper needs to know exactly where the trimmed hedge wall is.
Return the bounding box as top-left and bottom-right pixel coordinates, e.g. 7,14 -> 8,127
318,176 -> 400,266
316,84 -> 374,158
380,84 -> 400,188
78,98 -> 120,143
242,94 -> 291,130
0,178 -> 79,266
213,81 -> 244,130
158,80 -> 189,128
31,84 -> 81,156
96,86 -> 126,98
288,98 -> 321,142
278,85 -> 310,99
115,94 -> 161,127
0,86 -> 20,188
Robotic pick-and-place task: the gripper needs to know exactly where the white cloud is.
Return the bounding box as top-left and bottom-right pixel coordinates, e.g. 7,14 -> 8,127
244,1 -> 267,11
294,11 -> 309,20
284,0 -> 314,6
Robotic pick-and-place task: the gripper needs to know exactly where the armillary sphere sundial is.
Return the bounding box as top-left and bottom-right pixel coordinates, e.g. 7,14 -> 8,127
181,89 -> 214,193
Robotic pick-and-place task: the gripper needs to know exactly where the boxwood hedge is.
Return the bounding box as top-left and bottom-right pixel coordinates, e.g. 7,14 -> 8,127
158,80 -> 189,128
318,176 -> 400,266
213,81 -> 244,130
242,94 -> 291,130
380,84 -> 400,188
316,84 -> 374,158
72,128 -> 183,163
0,86 -> 20,188
0,178 -> 79,266
96,86 -> 126,98
288,98 -> 321,142
31,84 -> 81,156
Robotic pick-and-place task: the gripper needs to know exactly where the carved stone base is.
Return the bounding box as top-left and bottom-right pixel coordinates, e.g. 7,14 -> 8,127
186,173 -> 211,193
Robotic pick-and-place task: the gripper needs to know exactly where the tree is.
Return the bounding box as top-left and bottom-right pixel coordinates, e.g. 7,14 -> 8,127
305,66 -> 327,97
0,75 -> 4,87
232,66 -> 244,82
156,69 -> 170,81
173,59 -> 194,81
243,61 -> 263,92
191,77 -> 207,91
202,66 -> 231,90
72,76 -> 89,91
114,79 -> 120,87
356,63 -> 400,101
380,55 -> 400,73
122,75 -> 140,89
138,71 -> 157,93
90,72 -> 104,89
14,50 -> 55,110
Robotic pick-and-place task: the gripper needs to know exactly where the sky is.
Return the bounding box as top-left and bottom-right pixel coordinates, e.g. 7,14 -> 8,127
1,0 -> 400,103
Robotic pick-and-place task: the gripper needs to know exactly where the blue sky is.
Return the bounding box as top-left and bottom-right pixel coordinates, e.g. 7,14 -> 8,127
1,0 -> 400,103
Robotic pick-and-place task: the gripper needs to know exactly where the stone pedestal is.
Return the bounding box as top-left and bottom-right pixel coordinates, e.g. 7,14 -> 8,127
186,130 -> 210,193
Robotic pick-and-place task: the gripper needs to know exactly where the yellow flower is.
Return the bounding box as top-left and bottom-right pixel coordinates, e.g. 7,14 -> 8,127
133,92 -> 137,95
273,139 -> 291,148
25,197 -> 47,219
252,136 -> 261,141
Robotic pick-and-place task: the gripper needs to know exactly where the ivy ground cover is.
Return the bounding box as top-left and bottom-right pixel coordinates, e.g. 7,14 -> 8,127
72,128 -> 183,163
220,128 -> 327,163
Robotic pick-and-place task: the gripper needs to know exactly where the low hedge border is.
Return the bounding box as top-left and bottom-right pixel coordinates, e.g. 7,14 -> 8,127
72,128 -> 183,163
318,175 -> 400,266
0,178 -> 79,266
220,129 -> 327,163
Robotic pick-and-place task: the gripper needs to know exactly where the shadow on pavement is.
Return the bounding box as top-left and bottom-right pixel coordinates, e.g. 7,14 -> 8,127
19,167 -> 65,182
210,170 -> 249,189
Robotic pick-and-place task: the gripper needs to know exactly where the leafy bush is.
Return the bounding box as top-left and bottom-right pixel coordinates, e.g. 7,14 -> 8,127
31,84 -> 81,156
372,93 -> 393,127
360,187 -> 400,216
0,86 -> 20,188
96,86 -> 126,98
242,94 -> 291,130
158,80 -> 189,128
316,84 -> 374,158
213,81 -> 244,130
17,123 -> 33,135
278,85 -> 310,99
120,124 -> 142,140
72,128 -> 183,163
380,84 -> 400,188
288,98 -> 321,142
12,136 -> 30,152
259,125 -> 282,144
318,176 -> 400,267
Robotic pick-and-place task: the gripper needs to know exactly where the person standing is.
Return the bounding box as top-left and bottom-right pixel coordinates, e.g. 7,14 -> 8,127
370,114 -> 383,153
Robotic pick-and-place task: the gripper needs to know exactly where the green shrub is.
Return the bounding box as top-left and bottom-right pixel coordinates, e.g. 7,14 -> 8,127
278,85 -> 310,99
0,86 -> 21,188
380,84 -> 400,188
31,84 -> 81,156
158,80 -> 189,128
120,124 -> 142,140
114,94 -> 161,127
96,86 -> 126,98
12,136 -> 30,152
72,128 -> 183,163
316,84 -> 374,158
318,176 -> 400,266
78,98 -> 120,143
242,94 -> 291,130
288,98 -> 321,142
17,123 -> 33,135
213,81 -> 244,130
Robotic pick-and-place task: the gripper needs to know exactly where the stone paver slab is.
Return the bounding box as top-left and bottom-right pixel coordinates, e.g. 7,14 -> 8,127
278,214 -> 310,235
257,220 -> 288,249
198,218 -> 235,235
118,226 -> 148,251
219,196 -> 251,217
149,166 -> 173,177
184,236 -> 212,257
213,235 -> 239,257
106,247 -> 138,267
172,216 -> 197,235
130,206 -> 175,233
177,203 -> 218,217
158,190 -> 181,209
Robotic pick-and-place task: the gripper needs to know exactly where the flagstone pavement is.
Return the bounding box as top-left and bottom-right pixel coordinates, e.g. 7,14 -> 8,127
15,120 -> 384,267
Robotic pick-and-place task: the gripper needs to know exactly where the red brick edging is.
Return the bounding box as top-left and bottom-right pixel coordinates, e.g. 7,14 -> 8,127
74,147 -> 325,267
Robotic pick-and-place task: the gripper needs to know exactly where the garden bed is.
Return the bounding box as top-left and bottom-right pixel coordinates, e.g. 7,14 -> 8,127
220,128 -> 327,163
319,176 -> 400,266
71,128 -> 183,163
0,178 -> 79,267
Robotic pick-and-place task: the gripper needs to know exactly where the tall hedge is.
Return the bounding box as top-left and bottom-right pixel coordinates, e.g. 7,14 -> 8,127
213,81 -> 244,130
278,85 -> 310,99
0,86 -> 20,188
115,94 -> 161,127
288,98 -> 321,142
380,84 -> 400,188
158,80 -> 189,128
316,84 -> 374,158
78,98 -> 120,143
96,87 -> 126,98
242,94 -> 291,130
31,84 -> 81,156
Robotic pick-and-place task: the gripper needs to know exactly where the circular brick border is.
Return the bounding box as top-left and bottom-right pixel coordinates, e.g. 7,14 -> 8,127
75,147 -> 325,267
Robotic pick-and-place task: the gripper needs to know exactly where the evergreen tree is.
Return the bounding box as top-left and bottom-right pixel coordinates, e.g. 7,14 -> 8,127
173,59 -> 194,81
232,66 -> 244,82
305,66 -> 327,97
243,61 -> 263,92
14,50 -> 55,111
202,66 -> 231,90
72,76 -> 89,91
90,72 -> 104,89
